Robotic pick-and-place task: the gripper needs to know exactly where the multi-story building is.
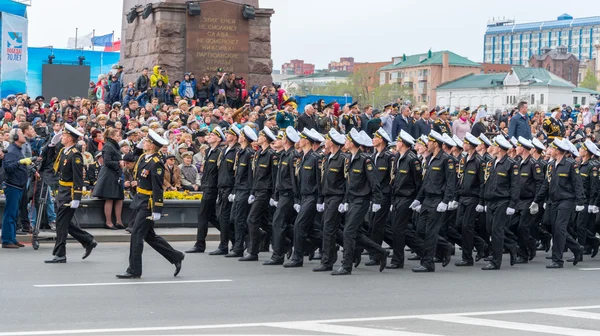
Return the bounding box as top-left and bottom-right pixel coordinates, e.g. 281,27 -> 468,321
329,57 -> 355,72
528,46 -> 580,86
379,50 -> 482,105
484,14 -> 600,65
281,59 -> 315,76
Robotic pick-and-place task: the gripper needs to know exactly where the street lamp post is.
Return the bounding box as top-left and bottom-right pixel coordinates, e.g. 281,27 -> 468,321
372,92 -> 375,107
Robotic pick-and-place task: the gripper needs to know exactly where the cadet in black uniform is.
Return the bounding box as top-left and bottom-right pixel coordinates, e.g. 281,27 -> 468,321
530,138 -> 551,251
45,124 -> 97,264
313,129 -> 347,272
285,129 -> 323,267
264,127 -> 300,265
226,126 -> 256,258
186,127 -> 225,254
365,128 -> 394,267
482,136 -> 520,270
388,130 -> 425,269
532,138 -> 585,268
410,130 -> 455,272
116,129 -> 184,278
209,126 -> 241,255
513,137 -> 544,264
332,129 -> 388,275
579,140 -> 600,258
240,127 -> 277,261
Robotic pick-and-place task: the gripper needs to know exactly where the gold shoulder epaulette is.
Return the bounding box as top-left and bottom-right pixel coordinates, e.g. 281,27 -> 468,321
153,157 -> 160,163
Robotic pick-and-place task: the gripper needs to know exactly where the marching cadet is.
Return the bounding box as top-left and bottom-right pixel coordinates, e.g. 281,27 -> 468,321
389,130 -> 425,269
481,136 -> 519,270
513,137 -> 544,264
210,126 -> 241,255
186,127 -> 225,254
531,138 -> 584,268
314,129 -> 347,272
365,128 -> 395,267
341,102 -> 359,134
477,134 -> 494,163
226,126 -> 256,258
264,127 -> 300,265
116,129 -> 184,278
45,124 -> 97,264
332,129 -> 388,275
241,127 -> 278,261
409,130 -> 454,272
285,129 -> 323,267
530,138 -> 553,252
433,109 -> 452,136
576,140 -> 600,259
543,107 -> 563,141
452,133 -> 488,266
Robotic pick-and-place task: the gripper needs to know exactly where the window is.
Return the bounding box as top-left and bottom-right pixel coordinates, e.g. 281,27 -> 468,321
531,94 -> 535,104
507,96 -> 510,104
540,94 -> 544,104
568,65 -> 573,82
573,97 -> 578,105
582,97 -> 586,105
418,96 -> 421,102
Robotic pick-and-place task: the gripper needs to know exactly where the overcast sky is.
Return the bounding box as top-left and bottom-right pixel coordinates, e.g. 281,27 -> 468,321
28,0 -> 597,69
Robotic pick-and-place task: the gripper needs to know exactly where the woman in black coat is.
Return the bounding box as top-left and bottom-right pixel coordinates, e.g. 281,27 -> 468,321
92,128 -> 125,229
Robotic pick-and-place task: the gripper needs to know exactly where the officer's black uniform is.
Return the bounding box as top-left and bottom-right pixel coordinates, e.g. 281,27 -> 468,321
433,119 -> 452,136
122,152 -> 184,277
228,145 -> 254,257
367,147 -> 394,265
48,144 -> 95,262
580,158 -> 600,253
543,117 -> 562,141
515,155 -> 544,261
214,143 -> 239,254
483,155 -> 520,269
535,155 -> 585,266
341,113 -> 358,134
189,145 -> 221,252
390,150 -> 424,267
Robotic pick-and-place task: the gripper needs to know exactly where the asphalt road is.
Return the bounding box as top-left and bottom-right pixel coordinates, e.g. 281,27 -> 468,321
1,241 -> 600,335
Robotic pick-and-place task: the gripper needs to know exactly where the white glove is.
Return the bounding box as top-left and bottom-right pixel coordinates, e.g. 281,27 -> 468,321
316,203 -> 325,212
390,205 -> 394,212
436,202 -> 448,213
529,202 -> 539,215
409,200 -> 421,210
588,205 -> 595,213
152,212 -> 161,221
543,203 -> 547,210
50,131 -> 62,146
506,207 -> 515,215
228,194 -> 235,202
343,203 -> 349,212
414,205 -> 422,213
293,204 -> 301,213
576,205 -> 584,212
594,206 -> 600,214
248,195 -> 256,204
70,200 -> 80,209
338,203 -> 346,213
448,201 -> 458,211
372,204 -> 381,212
484,206 -> 487,212
269,198 -> 277,207
475,205 -> 485,213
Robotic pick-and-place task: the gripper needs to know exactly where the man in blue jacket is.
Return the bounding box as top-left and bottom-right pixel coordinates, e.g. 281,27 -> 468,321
508,101 -> 532,140
392,105 -> 412,140
2,128 -> 32,248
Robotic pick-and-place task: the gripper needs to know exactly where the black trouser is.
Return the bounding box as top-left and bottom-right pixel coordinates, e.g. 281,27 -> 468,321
17,181 -> 32,231
487,199 -> 518,268
291,194 -> 321,263
127,207 -> 183,276
246,190 -> 271,256
516,200 -> 537,259
53,204 -> 94,258
450,199 -> 486,263
217,188 -> 235,251
391,197 -> 424,266
321,195 -> 344,268
418,196 -> 452,270
477,211 -> 490,252
231,190 -> 251,254
576,207 -> 600,249
549,200 -> 582,265
194,190 -> 219,252
341,198 -> 385,270
270,192 -> 295,261
368,196 -> 391,261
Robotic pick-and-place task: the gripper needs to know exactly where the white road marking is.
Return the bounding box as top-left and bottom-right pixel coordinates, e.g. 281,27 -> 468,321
34,279 -> 232,288
579,268 -> 600,271
418,315 -> 600,336
267,322 -> 444,336
536,308 -> 600,320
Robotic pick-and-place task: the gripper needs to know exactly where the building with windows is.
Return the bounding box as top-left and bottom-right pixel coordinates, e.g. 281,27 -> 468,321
379,50 -> 482,105
435,67 -> 599,113
483,14 -> 600,65
329,57 -> 355,72
281,59 -> 315,76
528,46 -> 580,85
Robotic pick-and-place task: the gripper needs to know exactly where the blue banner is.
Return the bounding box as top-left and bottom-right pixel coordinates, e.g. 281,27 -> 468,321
91,33 -> 113,47
1,12 -> 27,96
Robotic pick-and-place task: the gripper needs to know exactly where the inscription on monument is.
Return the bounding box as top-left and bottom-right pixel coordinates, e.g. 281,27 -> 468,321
186,1 -> 250,78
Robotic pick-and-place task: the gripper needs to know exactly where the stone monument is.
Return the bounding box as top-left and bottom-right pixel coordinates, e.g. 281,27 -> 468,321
120,0 -> 273,87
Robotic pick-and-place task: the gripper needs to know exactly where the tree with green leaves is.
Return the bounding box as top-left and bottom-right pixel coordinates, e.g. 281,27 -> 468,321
580,69 -> 599,91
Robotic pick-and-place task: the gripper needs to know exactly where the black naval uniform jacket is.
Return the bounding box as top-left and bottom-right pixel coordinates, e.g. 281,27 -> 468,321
456,153 -> 486,205
217,144 -> 239,189
201,145 -> 221,200
55,146 -> 85,207
131,153 -> 165,214
391,150 -> 422,198
516,156 -> 544,207
345,150 -> 382,204
579,159 -> 598,205
372,149 -> 395,198
321,149 -> 347,198
483,155 -> 520,209
273,147 -> 297,201
416,150 -> 456,204
233,145 -> 254,192
250,147 -> 277,196
535,156 -> 584,205
293,149 -> 322,203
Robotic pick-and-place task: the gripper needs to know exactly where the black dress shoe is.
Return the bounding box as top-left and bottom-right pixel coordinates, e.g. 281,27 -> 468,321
174,254 -> 184,277
14,242 -> 25,247
442,246 -> 452,267
364,259 -> 379,266
208,249 -> 228,256
509,248 -> 517,266
407,254 -> 421,261
45,256 -> 66,264
116,272 -> 141,279
331,267 -> 351,275
263,259 -> 283,265
2,243 -> 19,249
386,263 -> 403,269
104,224 -> 118,230
546,262 -> 563,269
185,247 -> 205,253
115,223 -> 126,230
313,265 -> 333,272
353,250 -> 362,268
238,254 -> 258,261
411,265 -> 434,273
481,263 -> 499,270
225,252 -> 242,258
529,249 -> 537,261
572,251 -> 582,266
379,251 -> 389,272
283,261 -> 303,268
592,244 -> 599,258
476,246 -> 488,262
514,256 -> 528,264
82,240 -> 98,260
455,260 -> 473,267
